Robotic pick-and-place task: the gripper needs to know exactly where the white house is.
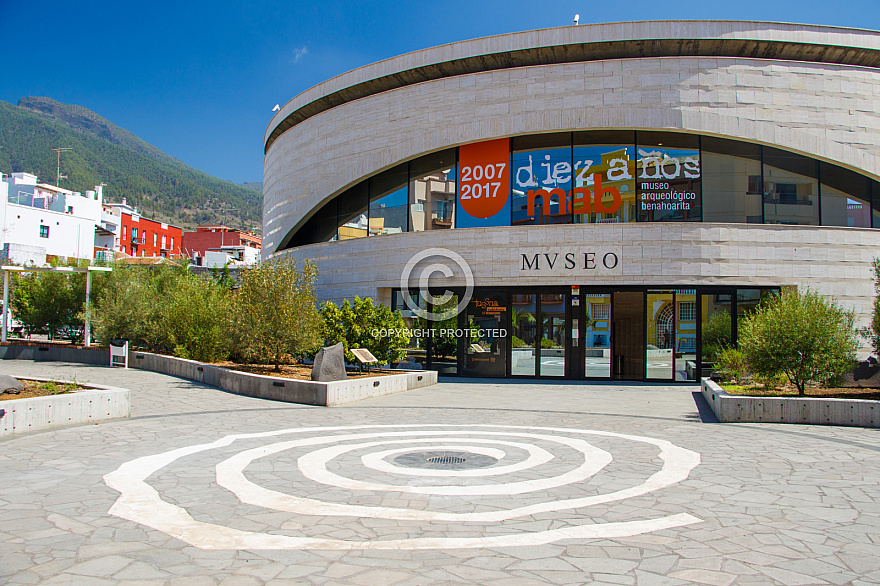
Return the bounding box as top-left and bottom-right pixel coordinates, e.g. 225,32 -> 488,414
0,172 -> 104,265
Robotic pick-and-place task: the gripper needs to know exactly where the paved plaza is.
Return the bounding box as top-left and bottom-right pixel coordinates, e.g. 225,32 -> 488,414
2,361 -> 880,585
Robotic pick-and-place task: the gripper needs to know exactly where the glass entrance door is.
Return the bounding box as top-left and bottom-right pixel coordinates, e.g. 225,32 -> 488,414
582,294 -> 612,378
646,291 -> 675,380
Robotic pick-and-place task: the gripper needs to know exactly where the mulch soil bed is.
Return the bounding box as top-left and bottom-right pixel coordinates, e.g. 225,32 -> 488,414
723,384 -> 880,400
211,362 -> 398,381
0,380 -> 82,401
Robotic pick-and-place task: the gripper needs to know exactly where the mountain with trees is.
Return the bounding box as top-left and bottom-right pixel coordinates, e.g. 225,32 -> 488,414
0,97 -> 262,232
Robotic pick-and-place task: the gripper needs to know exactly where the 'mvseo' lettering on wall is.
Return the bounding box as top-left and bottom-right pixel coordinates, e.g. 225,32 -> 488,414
516,247 -> 622,276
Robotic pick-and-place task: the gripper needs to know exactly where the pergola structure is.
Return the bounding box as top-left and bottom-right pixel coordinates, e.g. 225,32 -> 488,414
0,265 -> 113,347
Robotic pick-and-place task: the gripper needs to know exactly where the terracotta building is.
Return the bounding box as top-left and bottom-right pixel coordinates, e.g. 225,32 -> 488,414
181,225 -> 261,266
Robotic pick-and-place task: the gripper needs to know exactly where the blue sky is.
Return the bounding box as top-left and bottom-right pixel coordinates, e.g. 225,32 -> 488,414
2,0 -> 879,184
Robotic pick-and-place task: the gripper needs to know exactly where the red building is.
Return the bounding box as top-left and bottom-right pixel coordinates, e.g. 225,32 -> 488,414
181,225 -> 261,262
105,201 -> 182,258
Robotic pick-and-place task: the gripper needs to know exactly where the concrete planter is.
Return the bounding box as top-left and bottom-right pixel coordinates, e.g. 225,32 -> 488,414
0,377 -> 130,437
701,378 -> 880,428
0,343 -> 436,407
128,351 -> 436,407
0,344 -> 108,364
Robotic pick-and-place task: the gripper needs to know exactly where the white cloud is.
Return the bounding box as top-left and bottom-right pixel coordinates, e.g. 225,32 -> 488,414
293,46 -> 309,63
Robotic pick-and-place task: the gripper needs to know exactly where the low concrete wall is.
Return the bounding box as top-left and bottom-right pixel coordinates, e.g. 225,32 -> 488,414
0,344 -> 109,365
0,344 -> 438,407
129,351 -> 437,407
701,378 -> 880,427
0,377 -> 130,437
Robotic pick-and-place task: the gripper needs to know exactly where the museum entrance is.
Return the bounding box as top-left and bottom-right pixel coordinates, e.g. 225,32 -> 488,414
393,285 -> 778,382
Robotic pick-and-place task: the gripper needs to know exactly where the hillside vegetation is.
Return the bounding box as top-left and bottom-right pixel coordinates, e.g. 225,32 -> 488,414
0,97 -> 261,231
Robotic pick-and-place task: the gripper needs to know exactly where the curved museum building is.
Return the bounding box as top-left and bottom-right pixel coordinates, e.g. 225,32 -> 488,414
264,20 -> 880,382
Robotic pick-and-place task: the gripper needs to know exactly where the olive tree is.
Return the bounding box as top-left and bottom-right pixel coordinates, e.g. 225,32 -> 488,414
231,257 -> 322,371
738,288 -> 858,395
89,264 -> 184,351
161,272 -> 232,362
869,259 -> 880,356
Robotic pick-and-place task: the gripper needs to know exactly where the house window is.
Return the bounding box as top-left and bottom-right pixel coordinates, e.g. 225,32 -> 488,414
154,233 -> 157,246
39,225 -> 49,238
679,301 -> 697,321
170,236 -> 174,250
162,235 -> 167,249
123,226 -> 127,239
591,304 -> 610,319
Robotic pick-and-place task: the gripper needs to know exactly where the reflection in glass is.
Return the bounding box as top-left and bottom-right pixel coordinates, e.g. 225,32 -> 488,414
512,134 -> 572,226
511,293 -> 537,376
674,290 -> 697,381
583,294 -> 611,377
572,146 -> 635,223
646,291 -> 674,379
512,147 -> 572,225
701,138 -> 762,223
701,293 -> 732,373
820,163 -> 871,228
394,291 -> 428,369
429,294 -> 460,375
637,142 -> 701,222
736,289 -> 765,323
539,293 -> 566,377
370,165 -> 408,235
462,293 -> 507,377
763,148 -> 818,225
410,150 -> 457,231
338,183 -> 369,240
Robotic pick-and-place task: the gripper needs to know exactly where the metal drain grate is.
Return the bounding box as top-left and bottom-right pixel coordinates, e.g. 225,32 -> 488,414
426,455 -> 466,464
395,450 -> 498,470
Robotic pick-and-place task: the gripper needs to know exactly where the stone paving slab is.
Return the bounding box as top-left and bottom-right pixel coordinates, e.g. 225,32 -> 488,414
1,361 -> 879,584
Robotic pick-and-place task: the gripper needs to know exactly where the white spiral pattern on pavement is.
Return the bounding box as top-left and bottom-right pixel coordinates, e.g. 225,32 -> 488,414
104,424 -> 702,550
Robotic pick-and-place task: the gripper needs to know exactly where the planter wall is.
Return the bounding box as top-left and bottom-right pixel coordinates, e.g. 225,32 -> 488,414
0,344 -> 437,407
701,378 -> 880,428
0,377 -> 130,437
0,344 -> 108,364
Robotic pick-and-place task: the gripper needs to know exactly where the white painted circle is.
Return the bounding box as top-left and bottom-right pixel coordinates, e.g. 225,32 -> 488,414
104,424 -> 702,550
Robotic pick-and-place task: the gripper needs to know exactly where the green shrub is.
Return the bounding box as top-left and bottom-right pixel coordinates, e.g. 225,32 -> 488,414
162,273 -> 231,363
231,257 -> 323,371
89,264 -> 185,350
715,347 -> 748,384
738,288 -> 858,395
540,337 -> 557,349
322,297 -> 409,365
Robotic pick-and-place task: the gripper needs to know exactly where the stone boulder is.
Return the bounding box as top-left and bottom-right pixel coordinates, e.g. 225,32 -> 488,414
0,374 -> 24,394
311,342 -> 348,382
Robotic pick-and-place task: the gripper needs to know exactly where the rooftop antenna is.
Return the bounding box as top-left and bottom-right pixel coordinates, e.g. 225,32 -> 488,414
574,14 -> 579,25
51,147 -> 72,186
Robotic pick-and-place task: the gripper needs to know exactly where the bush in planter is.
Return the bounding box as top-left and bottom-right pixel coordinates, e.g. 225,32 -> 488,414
738,288 -> 858,396
322,297 -> 409,365
714,347 -> 748,384
162,273 -> 232,363
231,258 -> 323,371
89,264 -> 185,351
